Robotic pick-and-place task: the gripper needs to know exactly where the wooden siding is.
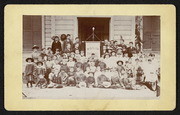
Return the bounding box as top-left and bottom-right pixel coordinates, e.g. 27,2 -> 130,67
111,16 -> 135,45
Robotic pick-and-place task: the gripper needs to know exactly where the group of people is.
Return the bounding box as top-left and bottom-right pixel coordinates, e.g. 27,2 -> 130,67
23,34 -> 160,97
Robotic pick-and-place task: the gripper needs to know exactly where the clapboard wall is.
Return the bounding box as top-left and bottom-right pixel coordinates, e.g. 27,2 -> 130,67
44,16 -> 77,48
43,16 -> 135,48
111,16 -> 135,45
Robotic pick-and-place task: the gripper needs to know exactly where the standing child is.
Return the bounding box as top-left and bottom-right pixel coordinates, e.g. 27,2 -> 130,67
24,58 -> 35,88
35,61 -> 47,88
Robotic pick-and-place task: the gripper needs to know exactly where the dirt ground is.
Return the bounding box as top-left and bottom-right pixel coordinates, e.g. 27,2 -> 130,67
22,84 -> 159,99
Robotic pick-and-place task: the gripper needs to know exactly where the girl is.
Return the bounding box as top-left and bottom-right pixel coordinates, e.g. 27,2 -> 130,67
35,61 -> 47,88
51,36 -> 62,54
24,58 -> 35,88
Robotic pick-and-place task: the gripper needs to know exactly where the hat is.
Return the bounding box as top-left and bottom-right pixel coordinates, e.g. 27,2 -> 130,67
51,35 -> 60,40
60,34 -> 67,41
102,81 -> 111,88
32,45 -> 39,49
117,60 -> 124,65
103,53 -> 110,58
26,58 -> 34,62
36,61 -> 43,65
47,47 -> 51,50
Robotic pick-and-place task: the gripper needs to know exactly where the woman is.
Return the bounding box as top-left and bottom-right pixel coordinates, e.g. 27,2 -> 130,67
51,36 -> 62,54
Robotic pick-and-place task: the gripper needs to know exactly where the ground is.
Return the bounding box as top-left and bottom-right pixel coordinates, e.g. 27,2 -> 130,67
22,84 -> 159,99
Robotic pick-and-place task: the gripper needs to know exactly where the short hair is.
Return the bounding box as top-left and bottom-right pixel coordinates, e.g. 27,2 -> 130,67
67,34 -> 71,37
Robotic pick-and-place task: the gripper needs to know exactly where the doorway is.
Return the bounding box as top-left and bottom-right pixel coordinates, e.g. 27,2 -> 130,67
143,16 -> 160,51
78,17 -> 110,41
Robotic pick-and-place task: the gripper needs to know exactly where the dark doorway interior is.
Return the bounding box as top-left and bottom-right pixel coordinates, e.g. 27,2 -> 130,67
23,15 -> 42,51
143,16 -> 160,51
78,17 -> 110,42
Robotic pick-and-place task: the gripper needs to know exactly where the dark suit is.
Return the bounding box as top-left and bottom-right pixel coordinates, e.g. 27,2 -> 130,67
127,46 -> 136,57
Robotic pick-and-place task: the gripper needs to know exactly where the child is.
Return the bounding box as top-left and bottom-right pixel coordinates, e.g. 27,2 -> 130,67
24,58 -> 35,88
82,58 -> 90,72
127,42 -> 136,58
86,72 -> 95,88
51,35 -> 62,54
60,59 -> 69,73
110,67 -> 120,88
118,38 -> 127,55
63,35 -> 73,52
67,56 -> 75,67
97,58 -> 106,71
59,69 -> 68,85
116,60 -> 125,77
31,45 -> 40,63
89,61 -> 96,73
35,61 -> 47,88
94,66 -> 102,87
97,69 -> 111,88
74,58 -> 83,71
64,43 -> 72,54
46,47 -> 53,58
75,68 -> 86,87
67,67 -> 76,86
136,67 -> 144,85
44,56 -> 53,84
47,69 -> 63,88
124,69 -> 136,89
40,48 -> 47,59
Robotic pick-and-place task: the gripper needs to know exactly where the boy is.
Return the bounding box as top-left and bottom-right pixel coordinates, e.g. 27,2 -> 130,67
24,58 -> 35,88
127,42 -> 136,58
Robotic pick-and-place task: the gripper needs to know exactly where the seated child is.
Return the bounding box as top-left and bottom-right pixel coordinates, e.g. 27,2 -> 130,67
60,59 -> 69,73
89,61 -> 96,73
47,69 -> 63,88
136,66 -> 144,85
74,58 -> 83,71
110,67 -> 120,87
35,61 -> 47,88
59,69 -> 68,85
82,58 -> 90,72
75,68 -> 87,88
97,58 -> 106,71
97,69 -> 111,88
67,57 -> 75,67
67,67 -> 77,86
86,72 -> 95,88
123,69 -> 136,90
24,58 -> 36,88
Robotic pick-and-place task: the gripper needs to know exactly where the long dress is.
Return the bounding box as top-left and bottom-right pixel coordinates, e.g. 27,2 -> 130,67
24,63 -> 35,83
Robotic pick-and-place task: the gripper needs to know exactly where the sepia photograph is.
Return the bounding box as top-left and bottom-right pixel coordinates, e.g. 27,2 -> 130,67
22,15 -> 160,99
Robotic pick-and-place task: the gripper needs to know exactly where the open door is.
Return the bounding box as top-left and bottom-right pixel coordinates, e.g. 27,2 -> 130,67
143,16 -> 160,51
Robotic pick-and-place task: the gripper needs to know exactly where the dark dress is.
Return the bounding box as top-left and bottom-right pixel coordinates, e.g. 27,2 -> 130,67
51,41 -> 62,54
24,63 -> 35,82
